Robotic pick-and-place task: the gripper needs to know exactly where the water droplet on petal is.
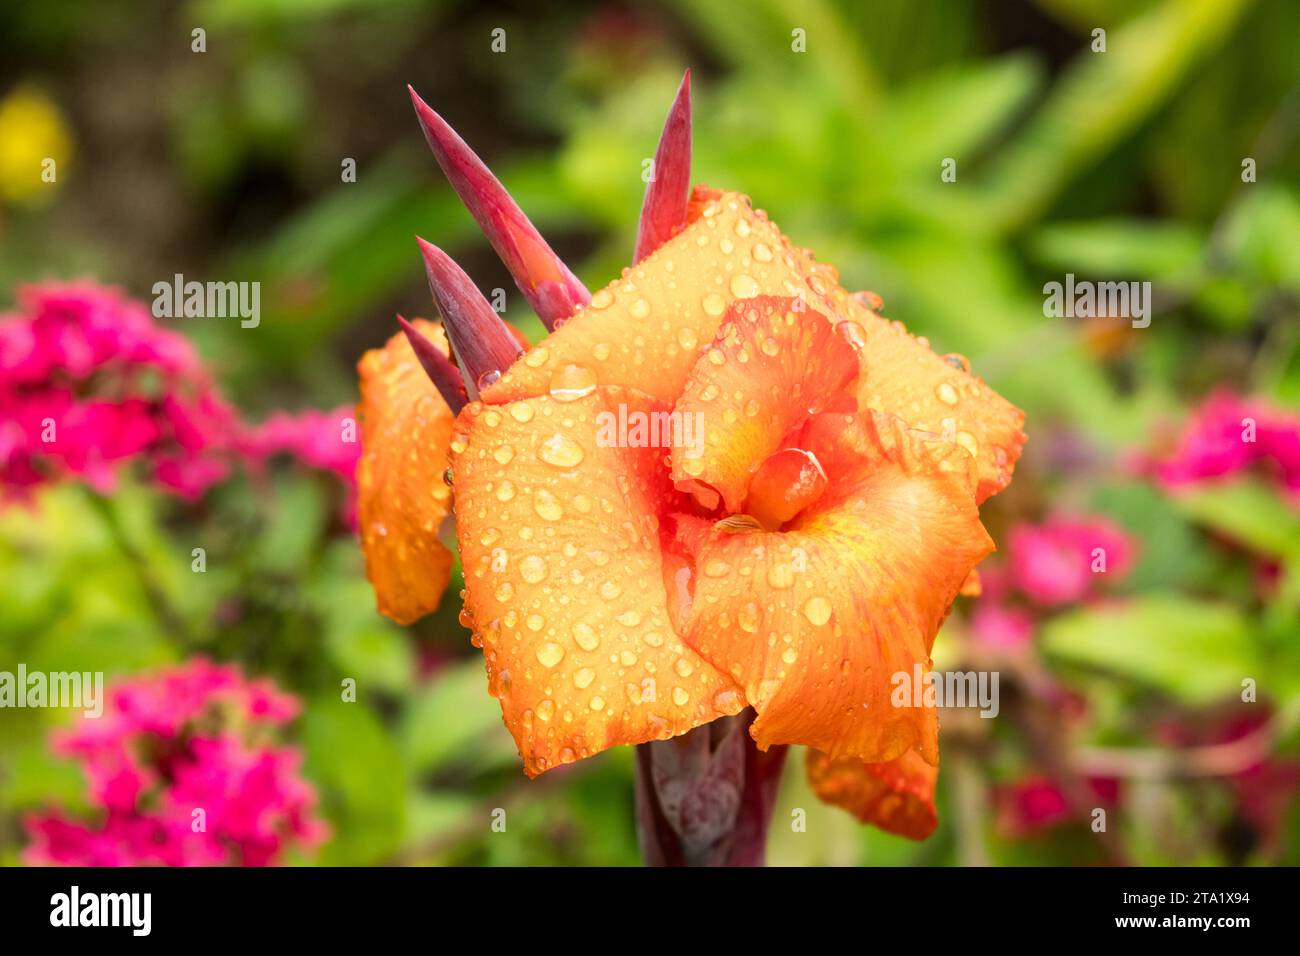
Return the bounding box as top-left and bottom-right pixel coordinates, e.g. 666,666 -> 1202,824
803,596 -> 832,626
835,320 -> 867,350
536,643 -> 565,668
539,433 -> 585,468
533,489 -> 564,521
730,274 -> 759,298
548,364 -> 597,402
519,555 -> 547,584
573,623 -> 600,651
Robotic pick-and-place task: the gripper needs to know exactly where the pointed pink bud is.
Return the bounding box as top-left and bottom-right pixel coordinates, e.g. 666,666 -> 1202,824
396,314 -> 467,415
634,69 -> 692,265
408,85 -> 590,330
416,238 -> 524,401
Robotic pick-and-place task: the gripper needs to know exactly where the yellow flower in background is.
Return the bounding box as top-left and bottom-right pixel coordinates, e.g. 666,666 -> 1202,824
0,86 -> 73,206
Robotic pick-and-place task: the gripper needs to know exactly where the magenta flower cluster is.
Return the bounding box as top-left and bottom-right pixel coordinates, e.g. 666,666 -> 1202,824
24,659 -> 327,866
1151,390 -> 1300,505
1,281 -> 359,504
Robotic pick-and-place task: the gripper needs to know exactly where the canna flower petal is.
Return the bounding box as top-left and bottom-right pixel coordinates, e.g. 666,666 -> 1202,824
481,189 -> 849,408
805,747 -> 938,840
837,296 -> 1026,503
668,296 -> 859,513
680,411 -> 994,765
356,319 -> 457,625
450,387 -> 746,776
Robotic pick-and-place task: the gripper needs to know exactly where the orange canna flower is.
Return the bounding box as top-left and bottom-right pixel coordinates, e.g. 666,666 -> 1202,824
356,73 -> 1025,847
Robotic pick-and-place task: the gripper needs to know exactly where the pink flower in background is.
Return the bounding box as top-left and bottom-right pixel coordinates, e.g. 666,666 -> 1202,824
968,601 -> 1036,650
24,659 -> 327,867
995,774 -> 1119,838
1,281 -> 359,506
966,513 -> 1134,651
243,405 -> 361,486
1151,390 -> 1300,505
0,282 -> 201,385
1007,515 -> 1136,607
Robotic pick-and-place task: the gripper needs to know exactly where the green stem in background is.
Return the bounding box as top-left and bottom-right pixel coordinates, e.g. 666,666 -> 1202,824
84,489 -> 195,649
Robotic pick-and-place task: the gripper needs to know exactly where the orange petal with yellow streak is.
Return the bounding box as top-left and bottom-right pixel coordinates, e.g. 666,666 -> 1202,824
356,319 -> 456,625
806,747 -> 939,840
682,411 -> 993,764
839,297 -> 1026,504
669,296 -> 859,514
480,189 -> 848,408
450,386 -> 746,777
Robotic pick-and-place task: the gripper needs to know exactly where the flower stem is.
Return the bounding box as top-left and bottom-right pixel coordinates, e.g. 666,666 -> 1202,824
633,709 -> 787,866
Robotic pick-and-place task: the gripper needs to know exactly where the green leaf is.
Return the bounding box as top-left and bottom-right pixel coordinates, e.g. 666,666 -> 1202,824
874,55 -> 1041,176
1219,184 -> 1300,293
1029,218 -> 1205,283
400,659 -> 515,775
302,696 -> 406,864
1041,595 -> 1258,704
1172,477 -> 1300,560
974,0 -> 1252,233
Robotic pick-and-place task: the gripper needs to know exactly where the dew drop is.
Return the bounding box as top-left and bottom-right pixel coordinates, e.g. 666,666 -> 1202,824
573,623 -> 600,651
539,433 -> 585,468
835,320 -> 867,350
730,274 -> 759,298
802,596 -> 832,625
701,292 -> 727,316
519,555 -> 547,584
536,643 -> 565,668
548,364 -> 597,402
704,559 -> 732,578
533,489 -> 564,522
